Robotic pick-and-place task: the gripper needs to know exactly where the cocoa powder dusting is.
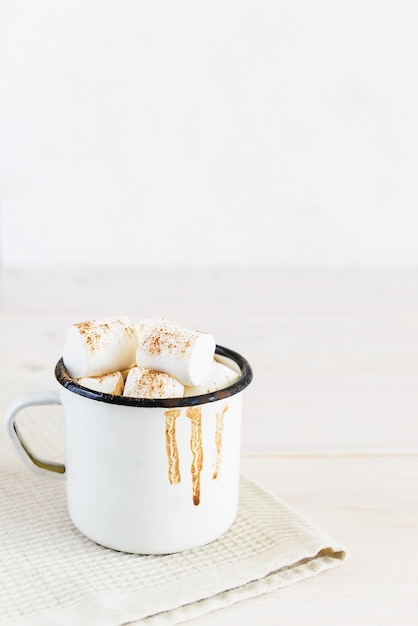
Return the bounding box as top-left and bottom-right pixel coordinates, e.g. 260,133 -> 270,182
136,369 -> 168,398
165,409 -> 181,485
212,404 -> 228,480
142,322 -> 193,360
75,319 -> 125,353
186,406 -> 203,506
144,369 -> 163,393
124,324 -> 136,338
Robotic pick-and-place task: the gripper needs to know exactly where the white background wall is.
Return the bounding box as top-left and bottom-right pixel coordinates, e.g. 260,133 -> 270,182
1,1 -> 418,270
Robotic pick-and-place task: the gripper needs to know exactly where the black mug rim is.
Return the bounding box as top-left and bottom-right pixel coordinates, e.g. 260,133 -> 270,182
55,344 -> 253,408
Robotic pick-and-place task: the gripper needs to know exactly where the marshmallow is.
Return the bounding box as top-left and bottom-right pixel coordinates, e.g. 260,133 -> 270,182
184,360 -> 240,397
135,319 -> 216,386
78,371 -> 124,395
123,366 -> 184,399
63,316 -> 138,378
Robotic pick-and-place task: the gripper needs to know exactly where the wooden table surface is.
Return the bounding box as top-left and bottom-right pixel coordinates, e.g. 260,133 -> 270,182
1,269 -> 417,625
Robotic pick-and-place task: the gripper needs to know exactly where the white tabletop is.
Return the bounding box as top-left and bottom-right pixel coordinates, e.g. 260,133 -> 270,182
1,268 -> 417,624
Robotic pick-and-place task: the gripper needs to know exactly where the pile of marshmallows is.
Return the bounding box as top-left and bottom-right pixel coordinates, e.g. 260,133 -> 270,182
63,317 -> 239,399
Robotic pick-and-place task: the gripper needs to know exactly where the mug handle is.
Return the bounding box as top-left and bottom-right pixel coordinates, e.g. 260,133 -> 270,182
5,390 -> 66,477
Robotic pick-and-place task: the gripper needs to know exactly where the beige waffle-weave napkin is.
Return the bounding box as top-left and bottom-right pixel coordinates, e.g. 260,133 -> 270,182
0,370 -> 346,626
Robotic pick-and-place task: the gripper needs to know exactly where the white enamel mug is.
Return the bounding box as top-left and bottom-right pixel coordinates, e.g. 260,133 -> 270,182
5,346 -> 252,554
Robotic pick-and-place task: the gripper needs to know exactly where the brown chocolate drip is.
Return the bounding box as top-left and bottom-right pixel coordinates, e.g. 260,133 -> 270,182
165,409 -> 181,484
186,406 -> 203,506
212,404 -> 228,480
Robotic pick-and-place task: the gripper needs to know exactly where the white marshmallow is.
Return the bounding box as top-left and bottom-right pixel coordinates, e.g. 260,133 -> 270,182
123,366 -> 184,399
63,316 -> 138,378
184,360 -> 240,397
78,371 -> 125,395
135,319 -> 216,386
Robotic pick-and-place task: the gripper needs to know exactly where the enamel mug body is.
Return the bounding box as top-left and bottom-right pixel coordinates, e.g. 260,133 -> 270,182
5,346 -> 252,554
